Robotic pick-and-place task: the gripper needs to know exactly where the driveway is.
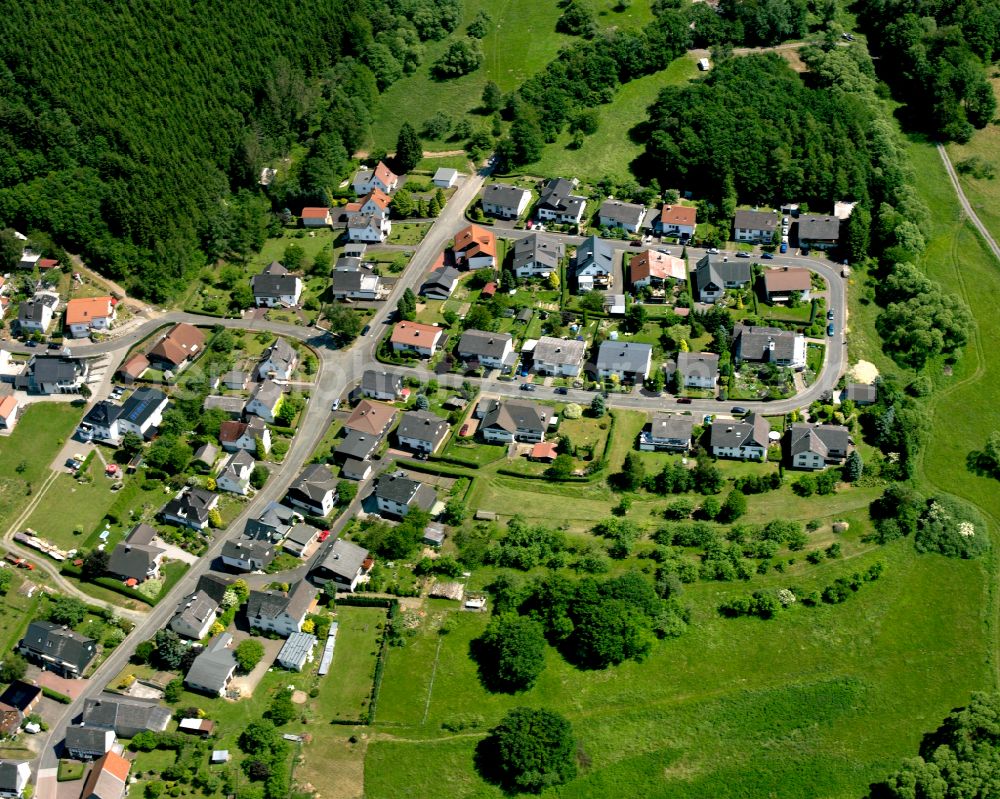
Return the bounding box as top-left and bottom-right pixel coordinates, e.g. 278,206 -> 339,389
32,669 -> 88,701
226,633 -> 283,699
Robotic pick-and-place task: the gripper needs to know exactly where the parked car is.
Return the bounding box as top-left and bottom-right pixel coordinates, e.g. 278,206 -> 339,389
318,530 -> 331,542
554,387 -> 568,395
520,383 -> 536,392
780,243 -> 788,253
735,251 -> 751,258
731,406 -> 749,415
360,325 -> 371,336
47,342 -> 62,351
761,252 -> 774,260
827,323 -> 835,337
677,397 -> 693,404
707,247 -> 720,254
331,399 -> 341,411
827,308 -> 835,320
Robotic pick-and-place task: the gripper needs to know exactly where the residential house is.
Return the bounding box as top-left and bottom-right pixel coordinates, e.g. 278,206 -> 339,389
531,336 -> 586,377
221,538 -> 276,572
0,396 -> 19,433
330,260 -> 381,301
221,370 -> 249,390
347,188 -> 392,221
655,205 -> 697,239
396,410 -> 450,454
313,538 -> 371,592
639,413 -> 695,452
596,341 -> 652,383
216,450 -> 256,495
629,250 -> 687,290
481,183 -> 531,220
536,178 -> 586,225
361,370 -> 402,401
78,751 -> 130,799
17,293 -> 58,334
161,487 -> 218,530
19,621 -> 95,678
276,632 -> 317,672
117,353 -> 148,383
844,383 -> 877,405
121,523 -> 159,546
696,254 -> 752,302
676,351 -> 719,390
64,297 -> 116,338
480,399 -> 550,443
0,683 -> 40,717
420,265 -> 460,299
733,324 -> 806,369
106,541 -> 164,585
285,463 -> 338,517
14,355 -> 88,394
574,236 -> 615,291
147,323 -> 206,371
195,573 -> 235,605
252,261 -> 302,308
245,501 -> 298,542
346,213 -> 391,243
457,329 -> 514,370
423,522 -> 446,546
433,167 -> 458,189
352,162 -> 398,196
170,590 -> 220,640
283,523 -> 319,558
513,233 -> 563,278
603,294 -> 626,316
64,727 -> 115,761
453,224 -> 497,270
798,215 -> 841,250
340,454 -> 374,481
257,338 -> 298,381
374,473 -> 438,517
116,387 -> 168,438
0,762 -> 29,799
711,414 -> 770,460
202,395 -> 245,418
300,207 -> 332,227
82,695 -> 171,738
763,267 -> 812,302
390,321 -> 443,357
78,401 -> 121,443
344,399 -> 396,437
246,580 -> 317,637
246,380 -> 284,423
733,210 -> 779,243
185,634 -> 237,697
0,707 -> 20,740
219,418 -> 271,454
789,423 -> 851,469
17,249 -> 40,270
598,199 -> 646,233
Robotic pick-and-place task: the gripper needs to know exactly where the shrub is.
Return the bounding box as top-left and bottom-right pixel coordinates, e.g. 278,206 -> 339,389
915,496 -> 990,559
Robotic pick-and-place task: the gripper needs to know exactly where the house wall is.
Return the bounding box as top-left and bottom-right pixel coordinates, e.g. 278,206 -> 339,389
172,613 -> 216,640
734,227 -> 774,243
376,496 -> 414,516
246,399 -> 278,423
712,445 -> 767,460
684,372 -> 716,389
398,434 -> 441,453
288,493 -> 335,518
302,216 -> 330,228
117,401 -> 167,437
250,612 -> 302,638
792,452 -> 826,469
534,360 -> 581,377
392,342 -> 436,357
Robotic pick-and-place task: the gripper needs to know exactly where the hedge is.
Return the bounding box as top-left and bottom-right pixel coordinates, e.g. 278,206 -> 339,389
335,596 -> 394,609
364,600 -> 399,725
42,686 -> 71,704
400,460 -> 474,479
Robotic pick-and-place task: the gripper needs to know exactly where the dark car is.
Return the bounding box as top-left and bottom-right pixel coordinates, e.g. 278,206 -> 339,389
360,325 -> 371,336
779,243 -> 788,253
25,340 -> 37,348
761,252 -> 774,260
554,387 -> 568,395
520,383 -> 536,392
47,342 -> 62,350
731,406 -> 749,415
677,397 -> 693,404
827,323 -> 835,337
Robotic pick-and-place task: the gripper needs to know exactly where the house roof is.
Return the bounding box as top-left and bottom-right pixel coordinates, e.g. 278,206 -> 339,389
259,338 -> 297,374
301,207 -> 330,219
390,321 -> 442,349
763,267 -> 811,293
107,543 -> 164,581
397,410 -> 450,445
711,413 -> 770,450
360,188 -> 391,210
252,264 -> 300,298
733,324 -> 798,362
458,329 -> 511,360
277,632 -> 317,666
513,233 -> 563,272
373,161 -> 397,186
80,751 -> 130,799
574,236 -> 615,274
24,355 -> 84,385
696,254 -> 752,289
798,214 -> 841,242
319,538 -> 370,580
222,538 -> 275,562
733,209 -> 778,231
172,590 -> 219,633
649,413 -> 695,440
845,383 -> 877,403
247,580 -> 316,623
482,399 -> 549,435
335,428 -> 380,460
596,341 -> 653,373
537,178 -> 585,217
82,695 -> 171,735
125,523 -> 159,546
598,199 -> 645,227
219,449 -> 255,478
287,463 -> 338,505
65,296 -> 114,326
532,336 -> 586,366
331,266 -> 378,294
482,183 -> 530,210
375,473 -> 437,509
162,487 -> 217,525
420,266 -> 460,297
659,204 -> 697,227
118,353 -> 149,379
148,323 -> 205,367
629,250 -> 687,283
285,523 -> 319,547
222,370 -> 248,387
0,681 -> 40,713
18,295 -> 56,324
118,387 -> 167,429
454,224 -> 496,259
249,380 -> 283,411
530,441 -> 558,460
344,399 -> 396,436
433,167 -> 458,183
676,351 -> 720,379
0,761 -> 27,794
347,213 -> 382,232
204,395 -> 245,415
22,621 -> 94,670
219,420 -> 249,444
196,573 -> 235,604
65,725 -> 114,754
361,370 -> 401,396
185,634 -> 237,692
83,400 -> 120,428
789,423 -> 850,458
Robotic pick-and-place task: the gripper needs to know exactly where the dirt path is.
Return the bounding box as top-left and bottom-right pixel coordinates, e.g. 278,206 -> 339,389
352,149 -> 469,160
67,254 -> 153,314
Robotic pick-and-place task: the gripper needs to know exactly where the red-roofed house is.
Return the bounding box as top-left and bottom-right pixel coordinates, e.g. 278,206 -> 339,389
0,395 -> 20,431
65,297 -> 116,338
80,750 -> 130,799
355,189 -> 392,220
38,258 -> 60,270
629,250 -> 687,289
529,442 -> 558,462
117,353 -> 149,384
353,162 -> 398,196
301,207 -> 332,228
655,205 -> 697,238
390,321 -> 444,358
453,224 -> 496,270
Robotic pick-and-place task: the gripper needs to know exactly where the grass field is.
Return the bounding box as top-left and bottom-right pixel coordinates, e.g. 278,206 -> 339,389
314,606 -> 384,722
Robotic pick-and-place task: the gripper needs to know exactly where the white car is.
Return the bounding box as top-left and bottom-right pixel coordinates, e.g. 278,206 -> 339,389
331,399 -> 341,411
707,247 -> 720,254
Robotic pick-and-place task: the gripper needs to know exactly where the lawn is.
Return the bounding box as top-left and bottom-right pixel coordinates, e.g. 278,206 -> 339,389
0,570 -> 44,653
388,222 -> 431,245
315,606 -> 385,722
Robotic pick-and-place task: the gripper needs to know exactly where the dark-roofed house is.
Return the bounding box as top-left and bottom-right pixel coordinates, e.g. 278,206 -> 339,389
344,399 -> 396,437
374,473 -> 438,517
19,621 -> 95,678
844,382 -> 877,405
696,254 -> 752,302
245,501 -> 298,542
147,324 -> 205,371
185,634 -> 237,697
221,539 -> 276,572
283,524 -> 319,558
0,683 -> 40,716
122,523 -> 159,547
574,236 -> 615,292
532,336 -> 586,377
481,183 -> 531,220
257,338 -> 298,381
396,410 -> 450,454
330,262 -> 381,301
0,762 -> 30,798
513,233 -> 564,278
639,414 -> 695,452
313,538 -> 371,592
420,265 -> 460,300
789,423 -> 851,469
341,456 -> 374,482
82,695 -> 171,738
598,199 -> 646,233
536,178 -> 586,225
252,261 -> 302,308
116,387 -> 168,438
285,463 -> 338,517
64,726 -> 115,761
219,418 -> 271,454
161,487 -> 218,530
16,293 -> 58,334
457,330 -> 514,370
79,401 -> 122,443
676,352 -> 719,389
246,380 -> 284,423
361,370 -> 402,401
203,395 -> 245,418
798,215 -> 841,250
334,428 -> 381,468
106,541 -> 164,585
711,414 -> 770,460
733,210 -> 779,243
763,267 -> 812,302
79,751 -> 130,799
276,632 -> 317,672
170,591 -> 220,640
15,355 -> 87,394
247,580 -> 317,637
596,341 -> 652,383
480,400 -> 551,444
733,324 -> 806,369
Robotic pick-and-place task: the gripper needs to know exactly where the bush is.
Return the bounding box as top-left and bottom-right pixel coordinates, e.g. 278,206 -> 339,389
915,496 -> 990,559
235,639 -> 266,672
478,707 -> 577,793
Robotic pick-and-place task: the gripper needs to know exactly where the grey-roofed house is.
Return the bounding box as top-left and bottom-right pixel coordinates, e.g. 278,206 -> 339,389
79,401 -> 121,443
19,621 -> 95,678
330,262 -> 381,301
733,324 -> 806,369
64,726 -> 116,761
532,336 -> 586,377
286,463 -> 338,517
17,293 -> 58,334
334,428 -> 381,464
14,355 -> 88,394
82,695 -> 171,738
193,442 -> 218,468
574,236 -> 615,292
221,538 -> 276,572
185,634 -> 238,697
844,382 -> 877,405
276,632 -> 317,671
252,261 -> 302,308
423,522 -> 446,547
170,590 -> 220,640
457,330 -> 514,370
116,387 -> 169,438
733,209 -> 779,243
221,370 -> 249,390
433,167 -> 458,189
246,580 -> 316,637
196,573 -> 235,604
216,450 -> 255,496
513,233 -> 564,278
341,456 -> 374,482
396,410 -> 450,454
0,762 -> 29,799
537,178 -> 586,225
257,338 -> 298,381
313,538 -> 371,591
695,255 -> 752,302
420,265 -> 460,300
798,215 -> 841,250
481,183 -> 531,220
596,341 -> 652,383
374,473 -> 438,517
598,199 -> 646,233
711,414 -> 770,460
283,523 -> 319,558
361,370 -> 402,401
639,414 -> 695,452
676,351 -> 719,389
123,523 -> 159,546
202,395 -> 245,418
106,542 -> 165,585
480,400 -> 551,444
245,501 -> 298,541
161,487 -> 218,530
246,379 -> 284,423
788,423 -> 851,469
346,212 -> 390,243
